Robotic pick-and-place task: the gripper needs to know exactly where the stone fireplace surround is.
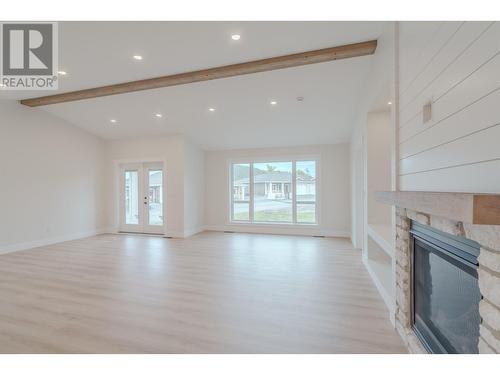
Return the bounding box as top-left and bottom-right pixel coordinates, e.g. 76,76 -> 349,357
376,192 -> 500,354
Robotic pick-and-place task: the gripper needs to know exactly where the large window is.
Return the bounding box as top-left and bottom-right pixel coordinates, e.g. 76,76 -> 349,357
232,163 -> 250,221
231,160 -> 317,224
296,160 -> 316,223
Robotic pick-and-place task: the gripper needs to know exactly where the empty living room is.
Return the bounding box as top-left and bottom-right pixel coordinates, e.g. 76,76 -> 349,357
1,1 -> 499,373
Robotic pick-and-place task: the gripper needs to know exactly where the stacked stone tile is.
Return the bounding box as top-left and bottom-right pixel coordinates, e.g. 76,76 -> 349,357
393,207 -> 499,354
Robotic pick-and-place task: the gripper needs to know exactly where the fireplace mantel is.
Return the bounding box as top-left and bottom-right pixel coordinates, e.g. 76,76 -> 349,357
375,191 -> 500,225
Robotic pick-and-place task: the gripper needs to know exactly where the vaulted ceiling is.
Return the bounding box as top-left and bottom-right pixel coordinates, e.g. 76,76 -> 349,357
1,21 -> 389,149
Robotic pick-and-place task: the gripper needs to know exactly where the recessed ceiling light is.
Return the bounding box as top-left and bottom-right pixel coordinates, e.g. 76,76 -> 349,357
270,101 -> 277,105
208,107 -> 216,112
296,96 -> 304,102
231,34 -> 241,41
155,113 -> 163,118
133,55 -> 143,60
57,70 -> 67,76
388,101 -> 392,105
110,119 -> 117,123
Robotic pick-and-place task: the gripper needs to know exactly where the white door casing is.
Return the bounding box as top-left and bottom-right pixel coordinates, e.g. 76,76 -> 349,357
119,162 -> 165,234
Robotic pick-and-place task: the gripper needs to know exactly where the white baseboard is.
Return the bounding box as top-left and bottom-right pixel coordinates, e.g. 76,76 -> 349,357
204,224 -> 350,238
1,225 -> 351,255
0,229 -> 105,255
183,226 -> 205,238
101,227 -> 119,234
102,227 -> 188,239
163,230 -> 184,238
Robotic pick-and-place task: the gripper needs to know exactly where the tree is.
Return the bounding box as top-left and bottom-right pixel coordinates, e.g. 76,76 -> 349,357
297,168 -> 311,177
266,164 -> 277,172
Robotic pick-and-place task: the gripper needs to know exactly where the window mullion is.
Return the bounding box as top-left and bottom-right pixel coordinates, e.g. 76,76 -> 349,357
292,160 -> 297,224
230,163 -> 234,221
249,162 -> 254,222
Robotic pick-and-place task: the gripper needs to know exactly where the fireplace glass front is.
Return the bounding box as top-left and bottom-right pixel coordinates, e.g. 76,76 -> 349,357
411,222 -> 481,354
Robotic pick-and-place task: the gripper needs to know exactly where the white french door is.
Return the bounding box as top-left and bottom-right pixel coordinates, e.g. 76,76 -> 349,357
119,162 -> 165,234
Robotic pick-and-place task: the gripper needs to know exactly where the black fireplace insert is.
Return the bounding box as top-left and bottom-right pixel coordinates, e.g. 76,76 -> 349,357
410,222 -> 482,354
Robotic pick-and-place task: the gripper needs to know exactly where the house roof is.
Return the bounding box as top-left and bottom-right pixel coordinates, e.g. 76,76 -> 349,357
149,171 -> 162,185
235,171 -> 314,185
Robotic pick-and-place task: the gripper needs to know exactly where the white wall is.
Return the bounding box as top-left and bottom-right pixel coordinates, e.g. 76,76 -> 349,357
184,139 -> 205,237
366,111 -> 392,226
350,20 -> 500,247
0,100 -> 106,253
104,135 -> 205,238
398,21 -> 500,193
350,23 -> 395,247
205,144 -> 351,237
351,133 -> 365,249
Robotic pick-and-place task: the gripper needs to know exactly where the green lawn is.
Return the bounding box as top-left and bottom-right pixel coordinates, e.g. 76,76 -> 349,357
234,210 -> 315,223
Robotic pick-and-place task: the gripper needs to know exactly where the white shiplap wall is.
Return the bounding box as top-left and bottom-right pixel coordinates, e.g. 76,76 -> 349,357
398,21 -> 500,193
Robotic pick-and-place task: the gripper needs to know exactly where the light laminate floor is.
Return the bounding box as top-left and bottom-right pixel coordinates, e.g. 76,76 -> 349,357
0,232 -> 406,353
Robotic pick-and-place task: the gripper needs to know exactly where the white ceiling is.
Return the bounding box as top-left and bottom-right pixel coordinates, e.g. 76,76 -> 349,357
1,21 -> 388,150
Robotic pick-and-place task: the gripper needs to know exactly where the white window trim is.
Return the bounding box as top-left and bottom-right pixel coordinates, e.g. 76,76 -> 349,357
228,156 -> 320,226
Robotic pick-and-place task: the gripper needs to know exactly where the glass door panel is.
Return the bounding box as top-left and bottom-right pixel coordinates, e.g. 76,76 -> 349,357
124,170 -> 139,225
148,169 -> 163,226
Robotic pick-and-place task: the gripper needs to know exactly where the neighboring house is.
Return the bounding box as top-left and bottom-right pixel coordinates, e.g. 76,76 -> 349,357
148,171 -> 163,204
234,171 -> 315,200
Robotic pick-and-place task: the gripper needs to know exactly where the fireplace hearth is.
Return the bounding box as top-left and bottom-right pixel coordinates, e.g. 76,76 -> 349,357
410,222 -> 481,353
